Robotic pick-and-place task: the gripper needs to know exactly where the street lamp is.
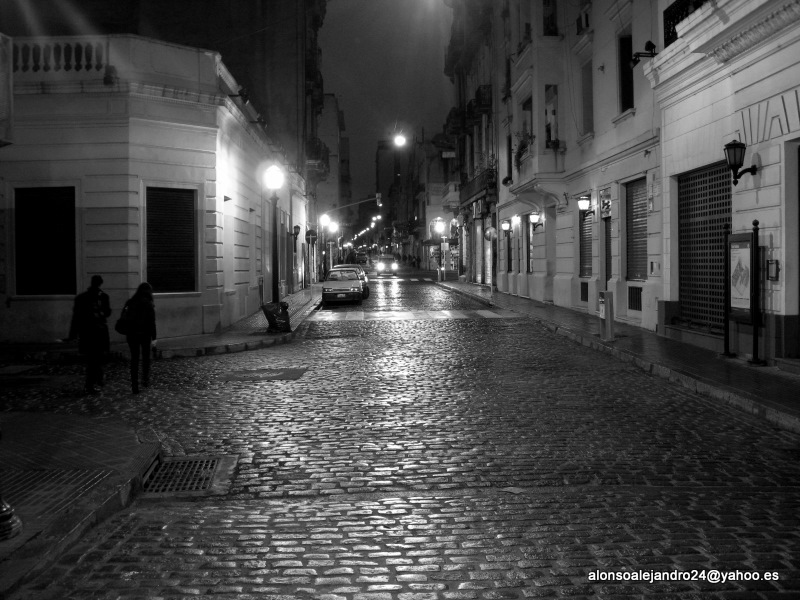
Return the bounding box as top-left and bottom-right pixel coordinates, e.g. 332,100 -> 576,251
434,219 -> 446,281
319,214 -> 339,274
264,164 -> 285,303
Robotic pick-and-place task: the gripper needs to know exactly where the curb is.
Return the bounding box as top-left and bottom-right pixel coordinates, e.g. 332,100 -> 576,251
154,331 -> 295,360
436,282 -> 800,435
0,441 -> 161,598
153,297 -> 320,360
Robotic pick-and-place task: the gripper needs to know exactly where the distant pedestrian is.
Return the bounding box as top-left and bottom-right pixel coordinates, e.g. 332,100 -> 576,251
122,282 -> 157,394
68,275 -> 112,394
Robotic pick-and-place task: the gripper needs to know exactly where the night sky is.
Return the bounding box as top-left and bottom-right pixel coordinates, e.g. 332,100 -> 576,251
319,0 -> 455,202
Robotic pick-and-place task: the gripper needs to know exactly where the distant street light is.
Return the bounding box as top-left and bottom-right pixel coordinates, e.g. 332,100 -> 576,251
434,219 -> 446,282
393,134 -> 407,147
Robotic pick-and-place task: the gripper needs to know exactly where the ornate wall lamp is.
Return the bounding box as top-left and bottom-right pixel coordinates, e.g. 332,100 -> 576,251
723,139 -> 758,186
577,195 -> 594,216
501,219 -> 512,237
292,225 -> 301,252
630,41 -> 657,68
529,211 -> 543,231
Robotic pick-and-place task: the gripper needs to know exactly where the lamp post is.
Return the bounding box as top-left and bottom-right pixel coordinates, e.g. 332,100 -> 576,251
264,165 -> 285,303
434,219 -> 446,281
319,214 -> 339,276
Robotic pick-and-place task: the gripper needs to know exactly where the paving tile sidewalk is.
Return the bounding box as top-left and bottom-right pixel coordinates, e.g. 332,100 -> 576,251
0,413 -> 161,597
437,278 -> 800,434
0,284 -> 322,597
0,284 -> 322,366
152,284 -> 322,359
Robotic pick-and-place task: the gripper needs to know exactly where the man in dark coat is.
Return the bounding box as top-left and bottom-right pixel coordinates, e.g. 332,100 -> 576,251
68,275 -> 111,393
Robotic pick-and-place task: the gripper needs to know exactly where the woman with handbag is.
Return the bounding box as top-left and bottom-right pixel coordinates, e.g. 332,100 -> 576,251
122,282 -> 157,394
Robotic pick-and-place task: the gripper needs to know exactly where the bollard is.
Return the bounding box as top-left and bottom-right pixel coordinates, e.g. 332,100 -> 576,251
599,290 -> 615,342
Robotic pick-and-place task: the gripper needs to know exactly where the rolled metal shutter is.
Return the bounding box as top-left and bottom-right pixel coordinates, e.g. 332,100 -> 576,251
146,187 -> 196,293
604,218 -> 612,285
579,212 -> 593,278
678,163 -> 731,330
626,178 -> 647,281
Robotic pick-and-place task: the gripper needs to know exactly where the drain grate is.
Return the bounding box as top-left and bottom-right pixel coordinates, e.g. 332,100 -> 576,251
141,455 -> 237,497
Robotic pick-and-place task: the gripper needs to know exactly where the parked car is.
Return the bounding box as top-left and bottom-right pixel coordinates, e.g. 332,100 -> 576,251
375,255 -> 398,276
321,269 -> 363,307
332,264 -> 370,298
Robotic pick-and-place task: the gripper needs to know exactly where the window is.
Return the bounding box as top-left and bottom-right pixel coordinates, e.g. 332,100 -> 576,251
14,186 -> 76,295
543,0 -> 558,36
146,187 -> 196,293
527,219 -> 536,273
581,60 -> 594,134
625,178 -> 647,281
545,85 -> 559,148
579,211 -> 593,278
506,134 -> 513,181
522,96 -> 533,137
618,34 -> 634,112
506,230 -> 513,272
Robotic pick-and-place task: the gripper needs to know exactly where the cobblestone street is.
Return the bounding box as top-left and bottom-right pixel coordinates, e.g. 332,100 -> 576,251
4,278 -> 800,598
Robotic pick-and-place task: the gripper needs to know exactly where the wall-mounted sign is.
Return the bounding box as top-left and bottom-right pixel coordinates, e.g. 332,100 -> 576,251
599,187 -> 612,218
728,232 -> 753,323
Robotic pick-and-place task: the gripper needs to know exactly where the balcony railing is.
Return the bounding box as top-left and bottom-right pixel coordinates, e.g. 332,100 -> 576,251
13,37 -> 109,75
459,168 -> 496,205
306,137 -> 330,180
664,0 -> 708,47
445,106 -> 465,136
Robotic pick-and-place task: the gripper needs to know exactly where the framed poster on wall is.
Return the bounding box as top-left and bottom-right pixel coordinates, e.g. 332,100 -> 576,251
728,232 -> 753,323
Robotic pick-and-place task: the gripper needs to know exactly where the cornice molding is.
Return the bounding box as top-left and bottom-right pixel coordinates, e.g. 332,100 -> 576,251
708,0 -> 800,63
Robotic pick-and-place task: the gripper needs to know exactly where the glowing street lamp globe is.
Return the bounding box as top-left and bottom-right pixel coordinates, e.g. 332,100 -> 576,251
393,134 -> 407,147
264,164 -> 285,191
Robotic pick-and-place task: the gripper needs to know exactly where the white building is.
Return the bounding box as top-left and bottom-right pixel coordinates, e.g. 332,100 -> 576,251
444,0 -> 799,363
0,34 -> 305,342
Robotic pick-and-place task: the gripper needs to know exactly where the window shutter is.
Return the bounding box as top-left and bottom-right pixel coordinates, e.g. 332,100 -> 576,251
579,212 -> 593,278
626,178 -> 647,281
604,218 -> 613,284
146,187 -> 196,293
678,163 -> 731,329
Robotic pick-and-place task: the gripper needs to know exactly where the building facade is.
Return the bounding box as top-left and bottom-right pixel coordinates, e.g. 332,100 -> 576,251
442,0 -> 799,363
0,35 -> 296,341
0,0 -> 330,343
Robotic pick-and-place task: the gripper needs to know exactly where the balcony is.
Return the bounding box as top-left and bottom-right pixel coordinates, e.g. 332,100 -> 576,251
13,37 -> 108,76
9,35 -> 223,97
306,137 -> 330,181
459,167 -> 496,206
664,0 -> 708,47
445,106 -> 465,136
474,84 -> 491,114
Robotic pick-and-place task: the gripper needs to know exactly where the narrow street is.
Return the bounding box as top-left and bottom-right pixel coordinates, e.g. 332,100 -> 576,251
5,274 -> 800,599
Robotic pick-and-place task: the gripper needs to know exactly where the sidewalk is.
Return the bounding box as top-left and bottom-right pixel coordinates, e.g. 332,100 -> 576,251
0,284 -> 322,365
152,284 -> 322,359
435,277 -> 800,435
0,284 -> 322,597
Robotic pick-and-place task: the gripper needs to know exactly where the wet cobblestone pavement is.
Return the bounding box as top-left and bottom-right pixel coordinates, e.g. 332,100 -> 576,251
4,278 -> 800,598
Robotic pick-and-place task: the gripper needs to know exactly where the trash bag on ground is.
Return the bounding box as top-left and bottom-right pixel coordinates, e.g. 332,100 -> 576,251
261,301 -> 291,333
